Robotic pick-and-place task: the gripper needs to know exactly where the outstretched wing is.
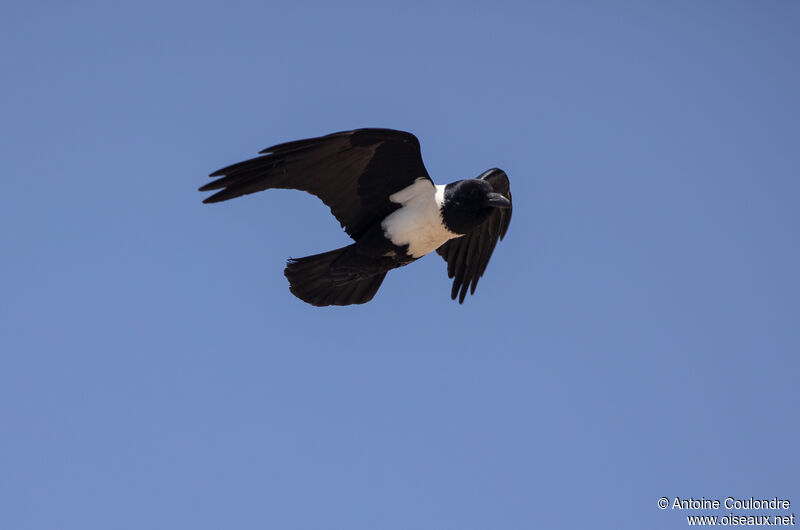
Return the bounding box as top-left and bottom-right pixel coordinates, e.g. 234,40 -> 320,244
435,169 -> 512,303
200,129 -> 432,240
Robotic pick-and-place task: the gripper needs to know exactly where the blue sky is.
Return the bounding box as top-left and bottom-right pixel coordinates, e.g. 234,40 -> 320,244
2,1 -> 798,528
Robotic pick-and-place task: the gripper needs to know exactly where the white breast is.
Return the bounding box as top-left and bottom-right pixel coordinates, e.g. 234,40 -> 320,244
381,178 -> 458,258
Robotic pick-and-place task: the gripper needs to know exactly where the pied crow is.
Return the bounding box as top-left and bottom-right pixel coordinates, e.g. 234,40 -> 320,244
200,128 -> 512,306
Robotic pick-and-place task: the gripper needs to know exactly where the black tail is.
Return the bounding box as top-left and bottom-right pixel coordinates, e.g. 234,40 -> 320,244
284,246 -> 387,307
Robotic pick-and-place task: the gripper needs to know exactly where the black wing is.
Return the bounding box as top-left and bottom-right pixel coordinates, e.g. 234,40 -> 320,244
436,169 -> 512,303
200,129 -> 432,240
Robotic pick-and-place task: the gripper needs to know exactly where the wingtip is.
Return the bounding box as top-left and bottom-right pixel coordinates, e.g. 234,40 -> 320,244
201,193 -> 224,204
458,285 -> 468,304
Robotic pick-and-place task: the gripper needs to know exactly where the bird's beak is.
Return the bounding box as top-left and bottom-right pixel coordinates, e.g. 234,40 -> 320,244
486,192 -> 511,209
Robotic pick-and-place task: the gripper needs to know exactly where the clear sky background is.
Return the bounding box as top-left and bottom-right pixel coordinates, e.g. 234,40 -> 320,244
2,1 -> 798,529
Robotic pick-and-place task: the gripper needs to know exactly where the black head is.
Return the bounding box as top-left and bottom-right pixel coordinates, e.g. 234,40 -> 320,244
441,172 -> 511,235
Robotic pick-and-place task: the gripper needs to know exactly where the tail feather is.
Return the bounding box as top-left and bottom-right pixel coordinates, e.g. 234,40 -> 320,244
284,246 -> 387,307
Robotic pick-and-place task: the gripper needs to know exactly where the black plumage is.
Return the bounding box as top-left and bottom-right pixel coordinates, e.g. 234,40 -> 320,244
200,128 -> 512,306
437,169 -> 512,303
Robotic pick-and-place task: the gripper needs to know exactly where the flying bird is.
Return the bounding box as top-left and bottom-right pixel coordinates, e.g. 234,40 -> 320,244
200,128 -> 512,306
